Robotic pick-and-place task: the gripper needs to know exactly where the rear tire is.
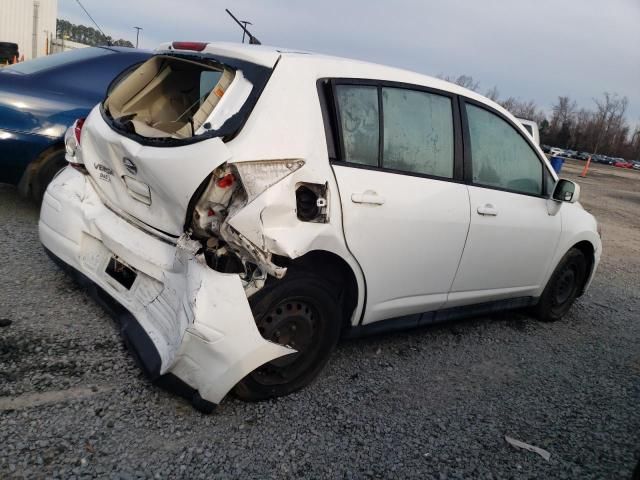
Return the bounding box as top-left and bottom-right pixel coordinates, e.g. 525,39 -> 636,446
535,248 -> 587,322
233,271 -> 342,401
32,150 -> 66,203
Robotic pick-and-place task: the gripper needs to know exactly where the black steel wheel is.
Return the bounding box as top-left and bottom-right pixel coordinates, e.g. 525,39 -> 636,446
535,248 -> 587,322
234,271 -> 342,401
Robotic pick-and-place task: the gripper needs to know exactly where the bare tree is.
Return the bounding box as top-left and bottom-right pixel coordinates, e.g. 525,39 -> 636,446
437,74 -> 480,92
549,96 -> 577,134
499,97 -> 544,123
485,86 -> 500,102
436,74 -> 637,158
592,93 -> 628,153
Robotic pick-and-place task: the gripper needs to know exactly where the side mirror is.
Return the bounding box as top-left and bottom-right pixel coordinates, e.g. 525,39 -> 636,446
552,179 -> 580,203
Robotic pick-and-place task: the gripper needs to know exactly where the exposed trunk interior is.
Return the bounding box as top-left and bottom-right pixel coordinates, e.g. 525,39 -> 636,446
105,55 -> 234,139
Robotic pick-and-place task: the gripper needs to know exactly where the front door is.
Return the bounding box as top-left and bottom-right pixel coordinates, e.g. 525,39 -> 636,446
329,82 -> 470,324
448,101 -> 561,307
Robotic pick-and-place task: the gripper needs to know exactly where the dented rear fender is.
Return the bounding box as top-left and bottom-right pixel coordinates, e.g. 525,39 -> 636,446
39,167 -> 295,406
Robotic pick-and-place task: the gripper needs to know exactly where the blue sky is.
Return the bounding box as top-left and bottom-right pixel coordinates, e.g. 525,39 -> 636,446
59,0 -> 640,126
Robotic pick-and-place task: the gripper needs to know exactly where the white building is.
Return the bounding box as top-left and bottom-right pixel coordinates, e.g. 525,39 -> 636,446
50,37 -> 88,54
0,0 -> 58,60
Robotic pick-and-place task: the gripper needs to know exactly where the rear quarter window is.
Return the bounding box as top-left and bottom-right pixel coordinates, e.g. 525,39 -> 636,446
335,85 -> 379,167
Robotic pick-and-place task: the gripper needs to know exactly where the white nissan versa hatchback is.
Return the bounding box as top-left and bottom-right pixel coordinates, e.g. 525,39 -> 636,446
39,42 -> 601,411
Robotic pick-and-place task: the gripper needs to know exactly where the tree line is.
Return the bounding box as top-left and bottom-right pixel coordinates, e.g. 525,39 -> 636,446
56,19 -> 134,49
439,74 -> 639,160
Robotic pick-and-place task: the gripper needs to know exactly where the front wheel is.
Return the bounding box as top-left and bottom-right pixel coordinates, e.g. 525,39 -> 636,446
233,271 -> 342,401
535,248 -> 587,322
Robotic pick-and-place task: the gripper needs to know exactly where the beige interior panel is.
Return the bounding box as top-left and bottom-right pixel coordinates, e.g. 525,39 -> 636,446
105,55 -> 234,139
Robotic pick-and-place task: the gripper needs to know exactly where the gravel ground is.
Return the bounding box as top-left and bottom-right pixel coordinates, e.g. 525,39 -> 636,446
0,159 -> 638,479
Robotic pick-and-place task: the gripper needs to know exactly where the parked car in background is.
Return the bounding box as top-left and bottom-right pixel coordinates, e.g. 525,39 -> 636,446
632,161 -> 640,170
0,42 -> 19,64
576,152 -> 591,160
0,46 -> 152,199
541,144 -> 551,153
40,42 -> 601,410
517,118 -> 540,145
613,160 -> 633,169
593,155 -> 613,165
549,147 -> 565,157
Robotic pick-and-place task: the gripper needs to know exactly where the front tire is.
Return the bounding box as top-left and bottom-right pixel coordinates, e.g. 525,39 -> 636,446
234,271 -> 342,401
535,248 -> 587,322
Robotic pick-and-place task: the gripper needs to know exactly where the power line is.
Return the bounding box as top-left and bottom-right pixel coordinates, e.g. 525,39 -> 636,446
74,0 -> 111,45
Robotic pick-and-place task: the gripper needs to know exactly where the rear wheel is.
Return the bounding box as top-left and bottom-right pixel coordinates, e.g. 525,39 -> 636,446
233,271 -> 342,401
32,149 -> 66,202
535,248 -> 587,322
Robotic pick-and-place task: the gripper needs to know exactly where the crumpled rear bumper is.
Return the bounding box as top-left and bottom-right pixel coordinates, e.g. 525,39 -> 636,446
38,167 -> 292,409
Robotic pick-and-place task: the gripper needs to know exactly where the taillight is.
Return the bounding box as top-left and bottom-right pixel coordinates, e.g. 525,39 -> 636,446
74,118 -> 85,144
171,41 -> 207,51
64,118 -> 87,173
216,173 -> 235,188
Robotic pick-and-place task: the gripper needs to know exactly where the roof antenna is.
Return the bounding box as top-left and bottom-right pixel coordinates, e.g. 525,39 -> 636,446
75,0 -> 111,46
225,9 -> 261,45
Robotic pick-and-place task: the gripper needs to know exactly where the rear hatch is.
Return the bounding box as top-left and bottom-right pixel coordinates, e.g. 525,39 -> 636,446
81,46 -> 277,237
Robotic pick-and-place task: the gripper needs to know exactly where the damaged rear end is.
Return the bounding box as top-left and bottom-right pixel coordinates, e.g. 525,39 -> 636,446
38,45 -> 313,410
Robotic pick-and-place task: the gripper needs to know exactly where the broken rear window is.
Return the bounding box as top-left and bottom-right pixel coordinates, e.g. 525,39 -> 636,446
103,54 -> 262,142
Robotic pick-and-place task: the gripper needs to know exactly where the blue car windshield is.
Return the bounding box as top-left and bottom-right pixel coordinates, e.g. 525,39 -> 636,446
3,47 -> 114,74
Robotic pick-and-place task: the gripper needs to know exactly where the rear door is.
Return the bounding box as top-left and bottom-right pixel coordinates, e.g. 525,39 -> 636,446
327,81 -> 470,325
447,100 -> 561,306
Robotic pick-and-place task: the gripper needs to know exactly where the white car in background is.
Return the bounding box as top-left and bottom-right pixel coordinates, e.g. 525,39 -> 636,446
549,147 -> 566,157
516,118 -> 540,145
40,42 -> 602,411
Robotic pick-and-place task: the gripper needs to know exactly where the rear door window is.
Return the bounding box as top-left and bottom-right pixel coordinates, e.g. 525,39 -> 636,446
466,104 -> 543,195
382,87 -> 454,178
334,84 -> 455,178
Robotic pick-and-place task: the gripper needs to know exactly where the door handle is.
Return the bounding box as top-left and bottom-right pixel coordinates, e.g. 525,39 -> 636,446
351,191 -> 385,205
477,204 -> 498,216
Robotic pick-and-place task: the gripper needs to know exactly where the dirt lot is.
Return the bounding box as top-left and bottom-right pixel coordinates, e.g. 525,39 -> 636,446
0,159 -> 638,479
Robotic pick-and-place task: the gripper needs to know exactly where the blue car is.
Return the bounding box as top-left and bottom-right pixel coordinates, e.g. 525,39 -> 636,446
0,46 -> 152,199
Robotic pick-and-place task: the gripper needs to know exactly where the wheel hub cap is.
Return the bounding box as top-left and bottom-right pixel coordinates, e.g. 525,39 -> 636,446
554,268 -> 576,305
256,300 -> 316,368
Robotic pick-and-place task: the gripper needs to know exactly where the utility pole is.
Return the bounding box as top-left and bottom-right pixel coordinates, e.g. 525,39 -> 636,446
225,9 -> 261,45
134,27 -> 142,48
240,20 -> 252,43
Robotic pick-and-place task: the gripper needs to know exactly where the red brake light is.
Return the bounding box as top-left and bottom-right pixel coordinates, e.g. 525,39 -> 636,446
216,173 -> 235,188
74,118 -> 85,144
171,41 -> 208,52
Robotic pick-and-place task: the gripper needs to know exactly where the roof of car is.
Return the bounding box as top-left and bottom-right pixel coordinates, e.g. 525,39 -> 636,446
156,41 -> 284,67
101,46 -> 153,54
154,41 -> 533,138
222,43 -> 504,100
